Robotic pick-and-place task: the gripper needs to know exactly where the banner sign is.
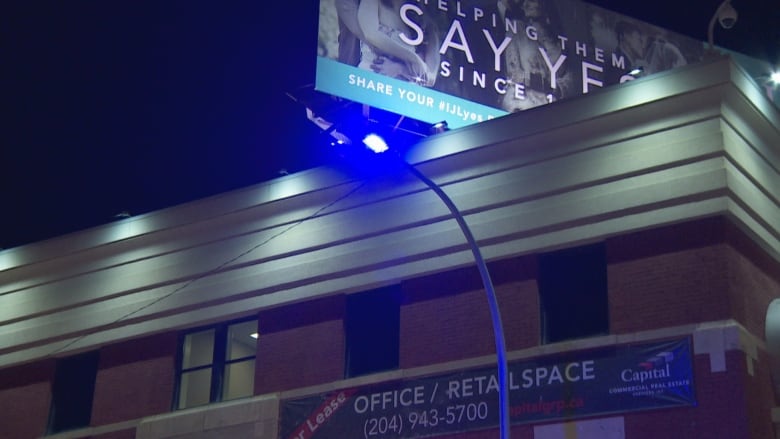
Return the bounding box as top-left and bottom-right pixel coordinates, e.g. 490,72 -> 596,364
279,338 -> 696,439
316,0 -> 705,129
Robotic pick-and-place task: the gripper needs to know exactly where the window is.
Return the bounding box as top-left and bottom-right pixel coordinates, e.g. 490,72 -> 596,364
344,285 -> 401,378
48,351 -> 99,434
175,319 -> 257,409
538,243 -> 609,344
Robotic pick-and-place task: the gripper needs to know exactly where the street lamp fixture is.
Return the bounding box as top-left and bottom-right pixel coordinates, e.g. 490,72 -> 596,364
362,133 -> 389,154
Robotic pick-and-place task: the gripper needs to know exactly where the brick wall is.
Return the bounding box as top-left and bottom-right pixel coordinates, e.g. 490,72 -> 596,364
607,217 -> 780,340
0,359 -> 54,439
601,216 -> 780,439
256,296 -> 346,393
745,349 -> 777,438
91,332 -> 178,426
608,244 -> 732,333
400,257 -> 539,369
726,243 -> 780,337
400,280 -> 539,368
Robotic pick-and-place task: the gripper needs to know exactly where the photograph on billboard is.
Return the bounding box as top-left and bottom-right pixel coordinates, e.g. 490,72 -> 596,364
316,0 -> 706,128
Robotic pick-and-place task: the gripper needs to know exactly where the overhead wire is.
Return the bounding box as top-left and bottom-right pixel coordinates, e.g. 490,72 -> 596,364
47,179 -> 368,357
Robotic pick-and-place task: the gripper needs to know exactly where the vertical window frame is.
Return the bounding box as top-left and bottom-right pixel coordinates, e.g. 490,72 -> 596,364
174,317 -> 257,410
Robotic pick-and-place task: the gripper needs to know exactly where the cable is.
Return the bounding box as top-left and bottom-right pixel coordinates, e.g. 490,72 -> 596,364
48,180 -> 368,357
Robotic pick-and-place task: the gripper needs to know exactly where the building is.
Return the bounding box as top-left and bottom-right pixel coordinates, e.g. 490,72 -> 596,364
1,55 -> 779,439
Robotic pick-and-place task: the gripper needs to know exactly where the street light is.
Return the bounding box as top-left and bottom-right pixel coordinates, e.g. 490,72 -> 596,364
288,87 -> 512,437
362,133 -> 389,154
363,129 -> 511,439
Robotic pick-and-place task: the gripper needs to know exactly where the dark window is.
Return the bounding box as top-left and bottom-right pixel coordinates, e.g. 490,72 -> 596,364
47,351 -> 99,434
538,243 -> 609,344
175,318 -> 257,409
345,285 -> 401,378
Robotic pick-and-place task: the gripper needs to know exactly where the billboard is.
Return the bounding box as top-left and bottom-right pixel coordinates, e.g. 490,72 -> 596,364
316,0 -> 706,129
280,338 -> 696,438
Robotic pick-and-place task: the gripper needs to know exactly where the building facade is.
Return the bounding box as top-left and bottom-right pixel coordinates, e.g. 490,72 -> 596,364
1,56 -> 779,438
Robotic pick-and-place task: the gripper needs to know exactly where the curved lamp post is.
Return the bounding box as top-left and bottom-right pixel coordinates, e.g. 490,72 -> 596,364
290,87 -> 513,437
364,133 -> 511,439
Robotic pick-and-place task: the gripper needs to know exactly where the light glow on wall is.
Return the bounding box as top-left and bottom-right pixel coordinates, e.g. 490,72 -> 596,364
0,250 -> 20,272
106,216 -> 155,242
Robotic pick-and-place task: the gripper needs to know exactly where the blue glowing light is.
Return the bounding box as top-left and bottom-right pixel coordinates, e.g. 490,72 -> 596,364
363,134 -> 389,154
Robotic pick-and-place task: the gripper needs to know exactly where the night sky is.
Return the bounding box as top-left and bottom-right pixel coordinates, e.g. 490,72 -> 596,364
3,0 -> 778,249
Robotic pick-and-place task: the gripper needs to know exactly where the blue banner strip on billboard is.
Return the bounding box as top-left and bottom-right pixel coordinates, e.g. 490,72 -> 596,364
279,338 -> 696,439
316,57 -> 508,130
